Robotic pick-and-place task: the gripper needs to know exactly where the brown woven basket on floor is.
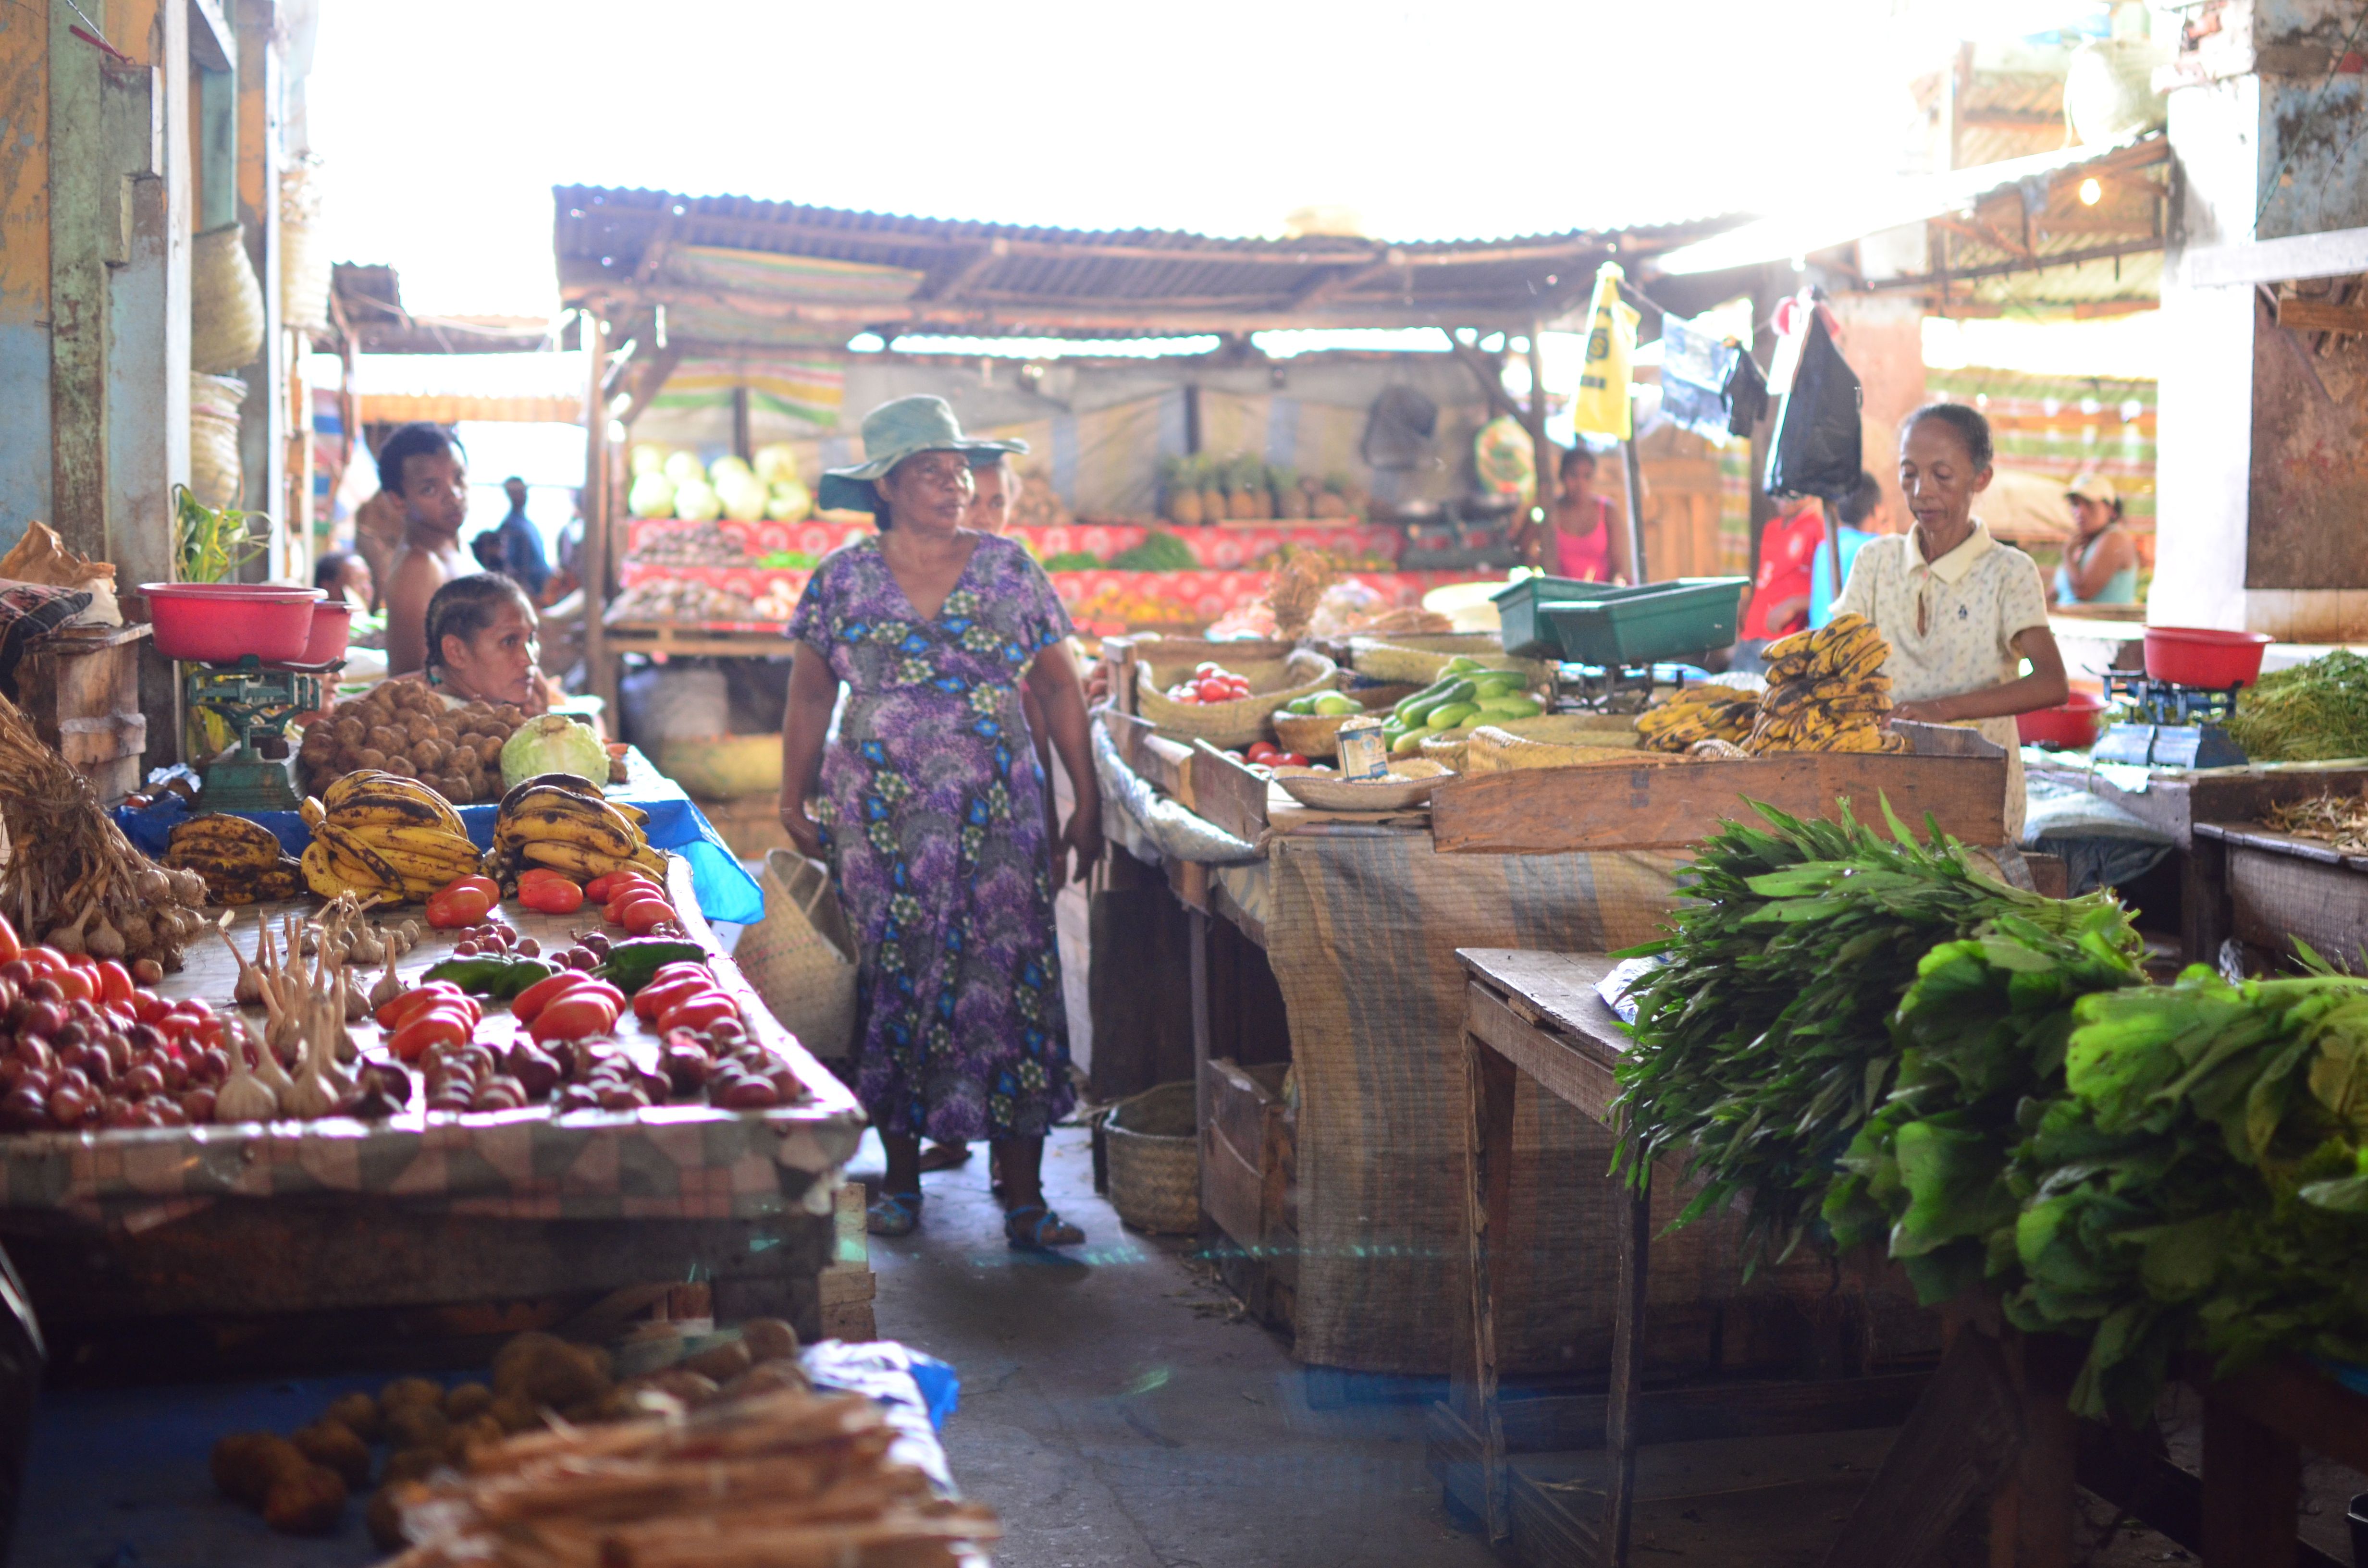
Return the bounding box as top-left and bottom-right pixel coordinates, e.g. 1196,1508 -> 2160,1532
1103,1081 -> 1200,1235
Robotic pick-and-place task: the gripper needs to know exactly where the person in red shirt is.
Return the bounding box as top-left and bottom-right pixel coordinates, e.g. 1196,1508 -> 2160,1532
1735,492 -> 1825,668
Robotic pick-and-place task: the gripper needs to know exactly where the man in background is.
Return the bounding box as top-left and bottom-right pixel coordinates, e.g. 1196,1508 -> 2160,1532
1732,490 -> 1826,673
493,476 -> 553,600
378,423 -> 469,676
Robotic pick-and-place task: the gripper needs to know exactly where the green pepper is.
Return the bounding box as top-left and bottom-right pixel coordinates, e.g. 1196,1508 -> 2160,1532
420,956 -> 552,997
595,938 -> 708,993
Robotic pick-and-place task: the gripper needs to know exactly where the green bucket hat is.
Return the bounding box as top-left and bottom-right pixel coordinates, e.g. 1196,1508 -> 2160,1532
818,395 -> 1029,514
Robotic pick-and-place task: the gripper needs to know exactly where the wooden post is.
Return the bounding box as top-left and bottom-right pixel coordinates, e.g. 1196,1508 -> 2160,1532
232,0 -> 284,565
1622,436 -> 1650,586
1603,1140 -> 1652,1565
583,314 -> 615,716
1460,1028 -> 1519,1543
1524,320 -> 1554,549
731,383 -> 752,464
49,0 -> 111,565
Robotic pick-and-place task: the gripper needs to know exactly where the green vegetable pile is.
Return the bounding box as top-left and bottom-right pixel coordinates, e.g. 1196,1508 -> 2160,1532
2226,649 -> 2368,761
1622,798 -> 2368,1421
1614,800 -> 2124,1271
1039,551 -> 1105,572
1106,530 -> 1200,571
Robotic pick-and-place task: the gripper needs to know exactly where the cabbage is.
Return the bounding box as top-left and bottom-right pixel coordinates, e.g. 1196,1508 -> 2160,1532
765,478 -> 812,522
499,714 -> 610,793
629,444 -> 669,478
752,443 -> 802,487
663,450 -> 703,487
710,454 -> 754,487
718,470 -> 767,523
627,472 -> 677,518
673,478 -> 723,523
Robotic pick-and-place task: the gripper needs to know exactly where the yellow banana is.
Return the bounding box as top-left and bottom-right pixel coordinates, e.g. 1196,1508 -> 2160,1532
496,810 -> 637,861
631,845 -> 667,876
516,839 -> 637,878
298,797 -> 327,829
501,786 -> 641,839
301,841 -> 357,899
315,821 -> 407,890
347,822 -> 481,859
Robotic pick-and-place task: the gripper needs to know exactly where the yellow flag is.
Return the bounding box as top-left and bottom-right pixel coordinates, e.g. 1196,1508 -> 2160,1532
1570,262 -> 1639,441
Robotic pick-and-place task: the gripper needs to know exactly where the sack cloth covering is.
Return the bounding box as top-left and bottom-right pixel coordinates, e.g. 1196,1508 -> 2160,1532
1260,832 -> 1932,1375
0,581 -> 94,702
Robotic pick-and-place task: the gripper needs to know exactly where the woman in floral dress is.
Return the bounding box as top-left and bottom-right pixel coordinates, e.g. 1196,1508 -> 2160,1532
778,397 -> 1101,1248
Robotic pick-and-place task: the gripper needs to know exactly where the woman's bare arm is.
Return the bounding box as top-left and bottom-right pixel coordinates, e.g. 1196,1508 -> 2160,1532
1893,626 -> 2070,724
775,641 -> 838,858
1024,639 -> 1102,886
2065,529 -> 2138,601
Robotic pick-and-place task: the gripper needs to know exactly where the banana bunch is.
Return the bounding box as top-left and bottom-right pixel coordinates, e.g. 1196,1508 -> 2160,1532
491,772 -> 665,884
298,770 -> 484,901
1636,683 -> 1760,753
163,813 -> 302,905
1746,613 -> 1904,754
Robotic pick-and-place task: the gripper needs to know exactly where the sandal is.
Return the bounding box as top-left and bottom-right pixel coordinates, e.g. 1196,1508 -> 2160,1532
1003,1202 -> 1085,1250
866,1191 -> 923,1237
917,1141 -> 972,1174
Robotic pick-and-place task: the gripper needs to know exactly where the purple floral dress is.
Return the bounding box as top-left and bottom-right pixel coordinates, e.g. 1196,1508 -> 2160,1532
787,533 -> 1076,1142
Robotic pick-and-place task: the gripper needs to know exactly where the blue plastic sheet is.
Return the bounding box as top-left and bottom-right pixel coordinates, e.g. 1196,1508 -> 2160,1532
114,755 -> 766,925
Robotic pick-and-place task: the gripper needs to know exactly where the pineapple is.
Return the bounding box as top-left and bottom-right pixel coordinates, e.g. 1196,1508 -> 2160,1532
1238,456 -> 1274,520
1272,465 -> 1309,519
1161,455 -> 1204,527
1313,471 -> 1353,519
1199,457 -> 1227,528
1225,454 -> 1259,520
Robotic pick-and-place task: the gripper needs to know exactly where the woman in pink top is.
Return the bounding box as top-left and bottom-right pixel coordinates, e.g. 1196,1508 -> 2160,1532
1516,446 -> 1632,583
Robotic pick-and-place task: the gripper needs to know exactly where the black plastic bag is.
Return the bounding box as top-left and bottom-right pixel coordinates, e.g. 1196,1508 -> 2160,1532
1361,385 -> 1438,472
1763,312 -> 1862,500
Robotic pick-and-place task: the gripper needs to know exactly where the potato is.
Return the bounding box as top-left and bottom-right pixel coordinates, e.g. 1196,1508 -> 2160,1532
493,704 -> 524,727
474,735 -> 505,768
382,1401 -> 449,1454
380,1447 -> 444,1486
333,718 -> 367,747
487,1392 -> 543,1433
366,724 -> 402,754
261,1463 -> 347,1534
292,1420 -> 371,1489
382,1377 -> 443,1411
325,1391 -> 381,1441
212,1431 -> 307,1507
356,747 -> 387,771
680,1338 -> 752,1383
443,1381 -> 493,1422
366,1484 -> 409,1550
384,756 -> 417,779
441,774 -> 475,802
410,737 -> 444,771
492,1333 -> 610,1409
740,1318 -> 800,1362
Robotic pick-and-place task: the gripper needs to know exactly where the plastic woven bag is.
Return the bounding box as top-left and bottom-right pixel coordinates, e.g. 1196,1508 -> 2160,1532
734,849 -> 859,1059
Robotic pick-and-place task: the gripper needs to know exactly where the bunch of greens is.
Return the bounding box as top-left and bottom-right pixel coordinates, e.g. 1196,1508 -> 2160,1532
1997,962 -> 2368,1418
1040,550 -> 1105,572
171,483 -> 269,584
2225,649 -> 2368,762
1823,906 -> 2145,1307
1613,800 -> 2127,1271
1107,531 -> 1200,571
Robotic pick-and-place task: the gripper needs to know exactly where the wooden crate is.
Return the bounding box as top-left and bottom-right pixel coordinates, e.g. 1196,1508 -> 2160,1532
12,623 -> 149,804
1200,1057 -> 1296,1326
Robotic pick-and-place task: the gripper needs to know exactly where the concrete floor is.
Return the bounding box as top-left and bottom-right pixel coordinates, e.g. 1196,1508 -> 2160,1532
854,1125 -> 1499,1568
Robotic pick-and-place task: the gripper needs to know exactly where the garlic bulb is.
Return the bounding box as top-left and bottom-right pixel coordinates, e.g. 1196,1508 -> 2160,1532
348,921 -> 384,966
214,1023 -> 279,1123
369,947 -> 403,1010
47,906 -> 92,955
86,915 -> 125,960
338,967 -> 368,1029
219,923 -> 265,1007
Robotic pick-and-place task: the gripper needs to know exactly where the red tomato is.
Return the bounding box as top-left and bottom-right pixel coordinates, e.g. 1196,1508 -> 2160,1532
63,951 -> 98,969
0,913 -> 19,965
49,966 -> 93,1004
618,897 -> 675,935
530,993 -> 618,1044
657,992 -> 740,1033
388,1007 -> 473,1062
447,874 -> 500,901
426,886 -> 492,929
632,973 -> 712,1023
94,961 -> 133,1008
376,982 -> 472,1030
1273,751 -> 1308,768
606,892 -> 672,926
584,871 -> 646,902
516,867 -> 573,887
20,948 -> 63,979
1195,662 -> 1220,676
519,878 -> 585,915
1196,678 -> 1232,703
1245,742 -> 1278,760
134,993 -> 172,1024
511,971 -> 596,1026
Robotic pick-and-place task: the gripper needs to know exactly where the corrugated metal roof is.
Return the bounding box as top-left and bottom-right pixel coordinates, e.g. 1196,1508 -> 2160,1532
552,186 -> 1741,340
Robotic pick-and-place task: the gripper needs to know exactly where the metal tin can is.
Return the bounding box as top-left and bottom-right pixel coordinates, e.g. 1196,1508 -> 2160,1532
1336,715 -> 1388,780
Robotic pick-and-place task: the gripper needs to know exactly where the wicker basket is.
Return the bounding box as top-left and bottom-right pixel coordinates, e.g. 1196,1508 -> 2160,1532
1272,757 -> 1449,811
1135,649 -> 1338,749
191,222 -> 265,374
1418,731 -> 1471,771
1273,709 -> 1362,759
1348,635 -> 1549,686
1104,1081 -> 1200,1235
1467,723 -> 1684,775
188,374 -> 247,509
279,159 -> 332,333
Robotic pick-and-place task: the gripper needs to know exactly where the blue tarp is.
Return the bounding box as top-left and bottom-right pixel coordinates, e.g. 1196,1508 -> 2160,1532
114,753 -> 766,926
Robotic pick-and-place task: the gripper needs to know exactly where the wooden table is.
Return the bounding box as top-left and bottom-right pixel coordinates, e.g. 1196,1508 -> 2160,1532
1442,949 -> 1929,1567
2024,760 -> 2368,960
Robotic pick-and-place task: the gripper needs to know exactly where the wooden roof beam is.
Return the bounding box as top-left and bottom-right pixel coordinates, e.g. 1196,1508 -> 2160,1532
617,341 -> 684,428
914,238 -> 1008,303
1288,250 -> 1398,308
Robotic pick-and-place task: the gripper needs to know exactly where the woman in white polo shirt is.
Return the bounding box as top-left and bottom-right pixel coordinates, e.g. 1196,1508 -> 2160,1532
1834,403 -> 2070,835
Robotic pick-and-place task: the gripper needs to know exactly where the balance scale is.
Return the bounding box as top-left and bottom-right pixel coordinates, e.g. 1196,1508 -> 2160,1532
186,656 -> 337,811
1557,662 -> 1710,715
2091,673 -> 2249,770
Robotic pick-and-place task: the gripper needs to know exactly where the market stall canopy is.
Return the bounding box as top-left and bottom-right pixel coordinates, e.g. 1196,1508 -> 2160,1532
329,263 -> 577,355
1650,134 -> 2168,315
551,186 -> 1744,349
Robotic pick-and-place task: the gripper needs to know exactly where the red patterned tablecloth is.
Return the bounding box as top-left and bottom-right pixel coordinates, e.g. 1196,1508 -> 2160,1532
620,517 -> 1402,572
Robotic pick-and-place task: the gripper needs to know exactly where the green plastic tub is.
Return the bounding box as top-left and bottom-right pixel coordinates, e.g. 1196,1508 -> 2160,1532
1538,577 -> 1749,666
1491,575 -> 1663,658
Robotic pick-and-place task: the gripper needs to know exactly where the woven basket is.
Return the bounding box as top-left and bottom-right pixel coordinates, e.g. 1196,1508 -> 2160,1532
279,159 -> 332,333
1273,710 -> 1354,759
1467,724 -> 1683,775
1135,649 -> 1337,749
1348,636 -> 1549,686
1272,757 -> 1449,811
1104,1081 -> 1200,1235
188,374 -> 247,509
733,850 -> 859,1059
191,222 -> 265,374
1418,732 -> 1471,771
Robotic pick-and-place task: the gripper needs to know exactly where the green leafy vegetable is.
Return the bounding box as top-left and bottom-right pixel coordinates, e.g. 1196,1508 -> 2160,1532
2226,650 -> 2368,761
1106,530 -> 1200,571
172,484 -> 269,584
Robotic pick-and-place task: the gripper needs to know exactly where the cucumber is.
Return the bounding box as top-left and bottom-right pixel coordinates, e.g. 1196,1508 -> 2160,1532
1442,655 -> 1485,674
1390,729 -> 1428,757
1478,696 -> 1544,720
1391,677 -> 1457,720
1313,693 -> 1361,716
1472,677 -> 1528,700
1399,680 -> 1471,727
1427,701 -> 1480,731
